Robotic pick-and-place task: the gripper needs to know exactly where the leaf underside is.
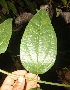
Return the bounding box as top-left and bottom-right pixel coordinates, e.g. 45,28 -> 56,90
20,9 -> 57,74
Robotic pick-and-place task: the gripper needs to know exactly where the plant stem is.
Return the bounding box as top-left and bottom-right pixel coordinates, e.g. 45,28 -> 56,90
0,69 -> 19,78
0,69 -> 70,87
33,79 -> 70,87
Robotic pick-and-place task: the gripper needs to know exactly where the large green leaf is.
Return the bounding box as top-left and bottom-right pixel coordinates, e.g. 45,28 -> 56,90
0,19 -> 12,54
20,9 -> 57,74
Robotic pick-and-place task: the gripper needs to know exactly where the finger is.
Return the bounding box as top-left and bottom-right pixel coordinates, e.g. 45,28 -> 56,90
12,76 -> 25,90
3,70 -> 27,85
25,73 -> 36,78
0,84 -> 13,90
12,70 -> 27,76
25,74 -> 40,90
0,70 -> 27,90
11,70 -> 27,80
25,81 -> 39,90
36,84 -> 40,88
25,73 -> 36,83
1,76 -> 14,86
30,84 -> 40,88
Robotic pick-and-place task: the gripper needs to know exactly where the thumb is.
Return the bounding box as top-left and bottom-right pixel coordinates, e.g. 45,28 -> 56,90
12,76 -> 25,90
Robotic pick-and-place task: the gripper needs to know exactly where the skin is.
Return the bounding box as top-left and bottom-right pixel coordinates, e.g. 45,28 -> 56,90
0,70 -> 40,90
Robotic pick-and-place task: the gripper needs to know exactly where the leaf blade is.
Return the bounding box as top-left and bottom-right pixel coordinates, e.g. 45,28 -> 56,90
20,9 -> 57,74
0,19 -> 12,54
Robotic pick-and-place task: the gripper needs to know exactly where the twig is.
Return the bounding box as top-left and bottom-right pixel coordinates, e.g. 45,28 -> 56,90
0,69 -> 70,87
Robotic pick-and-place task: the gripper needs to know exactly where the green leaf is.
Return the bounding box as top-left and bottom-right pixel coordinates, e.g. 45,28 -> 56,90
20,9 -> 57,74
7,1 -> 18,16
0,0 -> 8,12
0,19 -> 12,54
30,88 -> 42,90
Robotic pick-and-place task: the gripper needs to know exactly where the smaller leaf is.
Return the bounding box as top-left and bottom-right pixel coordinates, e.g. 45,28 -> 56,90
7,1 -> 18,16
0,0 -> 8,12
0,19 -> 12,54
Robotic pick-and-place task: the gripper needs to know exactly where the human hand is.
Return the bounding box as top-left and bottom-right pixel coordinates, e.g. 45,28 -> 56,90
0,70 -> 40,90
